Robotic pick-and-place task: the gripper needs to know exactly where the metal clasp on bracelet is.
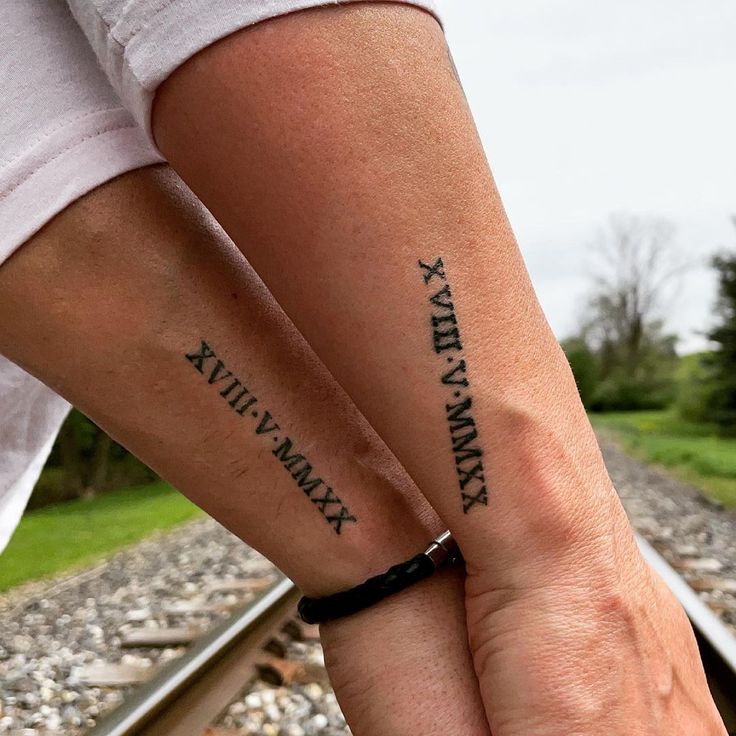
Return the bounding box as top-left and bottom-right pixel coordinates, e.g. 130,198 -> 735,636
423,530 -> 462,568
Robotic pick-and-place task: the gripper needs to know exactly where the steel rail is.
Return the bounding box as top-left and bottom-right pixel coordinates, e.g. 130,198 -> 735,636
88,576 -> 298,736
637,534 -> 736,731
637,534 -> 736,675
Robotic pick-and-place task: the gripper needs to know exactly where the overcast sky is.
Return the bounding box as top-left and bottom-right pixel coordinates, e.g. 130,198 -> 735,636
437,0 -> 736,352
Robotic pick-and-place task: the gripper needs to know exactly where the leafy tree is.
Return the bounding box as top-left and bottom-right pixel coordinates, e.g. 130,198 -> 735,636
675,352 -> 718,424
577,214 -> 682,411
707,240 -> 736,433
562,337 -> 598,409
30,410 -> 155,508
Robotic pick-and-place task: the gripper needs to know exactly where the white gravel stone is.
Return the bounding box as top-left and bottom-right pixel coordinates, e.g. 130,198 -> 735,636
245,693 -> 262,709
311,713 -> 329,729
0,518 -> 275,733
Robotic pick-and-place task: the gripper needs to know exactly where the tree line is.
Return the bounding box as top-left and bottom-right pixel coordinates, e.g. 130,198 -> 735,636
30,410 -> 156,508
564,214 -> 736,435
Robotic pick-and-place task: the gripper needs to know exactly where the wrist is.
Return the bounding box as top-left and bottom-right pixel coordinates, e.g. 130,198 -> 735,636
462,395 -> 631,575
320,564 -> 491,736
290,489 -> 445,598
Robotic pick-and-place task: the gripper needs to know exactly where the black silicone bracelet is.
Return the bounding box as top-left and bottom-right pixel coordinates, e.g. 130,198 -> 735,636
297,531 -> 461,624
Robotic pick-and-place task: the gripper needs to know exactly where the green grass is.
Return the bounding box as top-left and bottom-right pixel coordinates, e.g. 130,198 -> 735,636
0,482 -> 202,593
590,410 -> 736,508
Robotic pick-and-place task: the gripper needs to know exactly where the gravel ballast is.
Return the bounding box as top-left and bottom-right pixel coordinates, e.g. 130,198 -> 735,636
2,439 -> 735,734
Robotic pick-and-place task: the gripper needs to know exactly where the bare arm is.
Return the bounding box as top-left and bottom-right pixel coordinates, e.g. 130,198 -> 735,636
0,165 -> 490,736
152,3 -> 608,547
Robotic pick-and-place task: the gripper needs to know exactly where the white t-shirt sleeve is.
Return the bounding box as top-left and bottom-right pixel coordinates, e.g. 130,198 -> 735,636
0,356 -> 70,554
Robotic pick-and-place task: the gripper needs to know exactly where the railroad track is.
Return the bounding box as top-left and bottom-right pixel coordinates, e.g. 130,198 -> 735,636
2,440 -> 733,733
0,521 -> 347,735
83,537 -> 736,736
637,535 -> 736,733
88,577 -> 303,736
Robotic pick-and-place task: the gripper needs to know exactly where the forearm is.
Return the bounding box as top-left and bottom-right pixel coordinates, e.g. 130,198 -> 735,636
152,2 -> 618,560
0,166 -> 489,735
0,167 -> 438,590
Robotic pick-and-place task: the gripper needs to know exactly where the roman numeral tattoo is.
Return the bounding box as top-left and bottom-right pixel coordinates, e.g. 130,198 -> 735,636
417,258 -> 489,512
184,340 -> 357,534
418,257 -> 446,284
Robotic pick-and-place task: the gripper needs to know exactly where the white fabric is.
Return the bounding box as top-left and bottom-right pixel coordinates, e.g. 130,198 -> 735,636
0,356 -> 71,552
0,0 -> 165,268
0,0 -> 162,554
0,0 -> 440,554
65,0 -> 440,139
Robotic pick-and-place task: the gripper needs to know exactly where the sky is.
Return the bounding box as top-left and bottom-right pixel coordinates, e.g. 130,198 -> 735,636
437,0 -> 736,352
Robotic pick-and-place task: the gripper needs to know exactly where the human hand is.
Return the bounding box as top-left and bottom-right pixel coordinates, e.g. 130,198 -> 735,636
459,418 -> 726,735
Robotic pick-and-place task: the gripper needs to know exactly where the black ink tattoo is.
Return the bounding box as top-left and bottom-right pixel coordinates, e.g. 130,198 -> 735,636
185,341 -> 216,372
418,259 -> 489,512
418,257 -> 446,284
184,340 -> 357,534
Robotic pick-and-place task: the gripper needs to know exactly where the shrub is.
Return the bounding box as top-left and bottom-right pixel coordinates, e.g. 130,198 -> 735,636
675,352 -> 718,424
562,337 -> 598,408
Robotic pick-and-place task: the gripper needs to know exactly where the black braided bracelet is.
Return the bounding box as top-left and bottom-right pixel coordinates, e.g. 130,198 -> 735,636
297,531 -> 462,624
